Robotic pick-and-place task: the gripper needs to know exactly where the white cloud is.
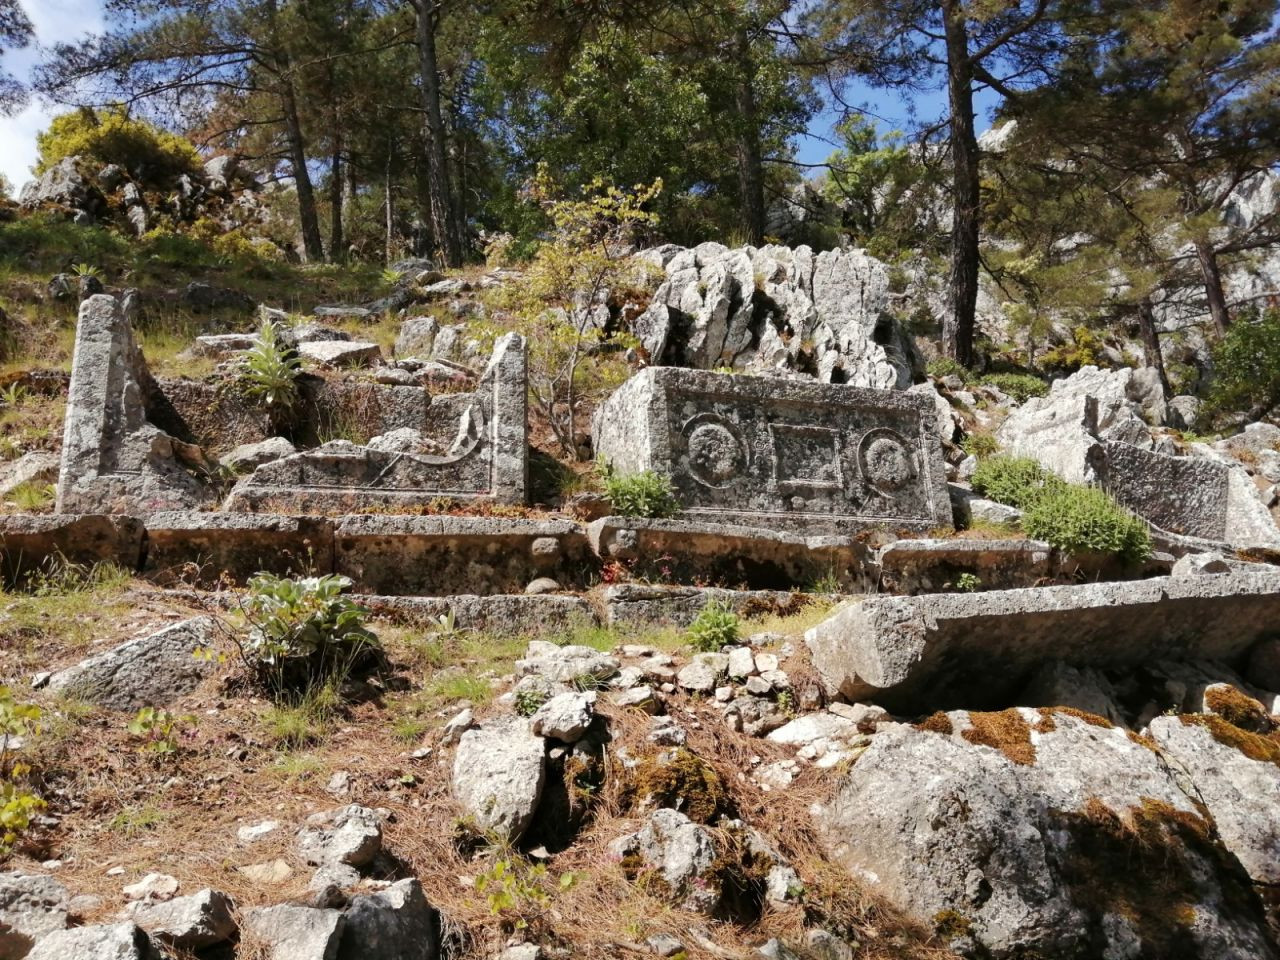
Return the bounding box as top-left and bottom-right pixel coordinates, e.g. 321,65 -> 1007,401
0,0 -> 106,196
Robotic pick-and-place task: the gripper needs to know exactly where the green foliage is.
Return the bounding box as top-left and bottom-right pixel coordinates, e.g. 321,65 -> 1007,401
127,707 -> 196,757
0,687 -> 44,858
35,106 -> 200,184
514,687 -> 551,717
238,320 -> 301,412
686,600 -> 739,653
475,857 -> 578,932
961,432 -> 1000,460
980,372 -> 1049,403
949,572 -> 982,592
1204,309 -> 1280,420
6,482 -> 54,512
971,456 -> 1067,510
926,357 -> 969,381
1039,326 -> 1102,374
487,172 -> 659,458
236,573 -> 378,695
600,462 -> 679,519
1023,486 -> 1152,565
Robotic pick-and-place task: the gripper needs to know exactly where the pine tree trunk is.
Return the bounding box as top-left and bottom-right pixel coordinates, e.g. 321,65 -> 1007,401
1137,298 -> 1171,398
1194,240 -> 1232,336
733,27 -> 766,246
281,82 -> 325,264
385,140 -> 395,265
329,141 -> 344,262
940,0 -> 980,369
415,0 -> 463,267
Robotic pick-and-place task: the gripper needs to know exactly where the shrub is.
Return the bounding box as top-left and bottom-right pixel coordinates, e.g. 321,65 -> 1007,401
235,574 -> 378,695
979,372 -> 1048,403
686,599 -> 739,652
971,456 -> 1066,509
0,687 -> 44,857
1039,325 -> 1101,374
961,432 -> 1000,460
238,320 -> 300,412
927,357 -> 969,381
1023,486 -> 1152,565
1204,308 -> 1280,420
127,707 -> 196,757
600,462 -> 679,519
35,106 -> 200,185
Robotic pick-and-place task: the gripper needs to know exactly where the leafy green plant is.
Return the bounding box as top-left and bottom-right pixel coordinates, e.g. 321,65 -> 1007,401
514,687 -> 551,717
475,857 -> 578,932
927,357 -> 969,381
233,573 -> 378,696
6,482 -> 54,512
1022,486 -> 1152,565
0,687 -> 44,857
686,600 -> 739,653
238,319 -> 301,412
70,262 -> 101,280
1204,308 -> 1280,420
971,456 -> 1067,510
1039,325 -> 1102,374
979,372 -> 1049,403
600,461 -> 679,519
380,268 -> 405,285
36,105 -> 200,184
961,432 -> 1000,460
0,384 -> 29,408
949,572 -> 982,592
127,707 -> 196,756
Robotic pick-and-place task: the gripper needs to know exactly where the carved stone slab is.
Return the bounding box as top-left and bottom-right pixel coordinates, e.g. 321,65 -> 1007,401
224,333 -> 527,511
592,368 -> 950,533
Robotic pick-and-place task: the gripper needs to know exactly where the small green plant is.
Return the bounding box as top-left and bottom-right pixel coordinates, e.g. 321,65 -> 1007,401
0,687 -> 44,857
6,482 -> 54,512
1022,486 -> 1152,565
950,572 -> 982,592
971,456 -> 1066,510
70,262 -> 102,280
1039,325 -> 1101,374
927,357 -> 969,381
0,384 -> 29,408
961,432 -> 1000,460
380,268 -> 405,285
234,573 -> 378,697
127,707 -> 196,756
599,460 -> 679,519
686,599 -> 739,653
475,857 -> 578,932
978,372 -> 1048,403
514,687 -> 551,717
238,319 -> 301,412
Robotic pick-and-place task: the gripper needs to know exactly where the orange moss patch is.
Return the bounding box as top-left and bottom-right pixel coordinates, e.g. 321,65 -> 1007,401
961,709 -> 1035,765
1203,685 -> 1272,734
1181,713 -> 1280,768
915,712 -> 954,735
1034,706 -> 1114,734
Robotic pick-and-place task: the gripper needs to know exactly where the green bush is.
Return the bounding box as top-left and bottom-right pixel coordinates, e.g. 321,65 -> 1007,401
971,456 -> 1066,510
600,463 -> 679,518
36,106 -> 200,185
238,320 -> 300,412
686,599 -> 739,653
1039,325 -> 1102,374
926,357 -> 969,381
1023,486 -> 1152,565
1204,308 -> 1280,420
236,573 -> 378,695
979,372 -> 1049,403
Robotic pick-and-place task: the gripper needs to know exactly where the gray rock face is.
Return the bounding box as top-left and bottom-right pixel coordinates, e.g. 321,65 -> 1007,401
46,617 -> 219,710
515,641 -> 619,684
1096,440 -> 1280,547
296,805 -> 383,869
241,904 -> 345,960
804,572 -> 1280,711
57,295 -> 215,517
996,365 -> 1161,484
226,333 -> 527,512
19,157 -> 101,212
529,691 -> 596,742
26,923 -> 152,960
0,453 -> 60,500
877,537 -> 1052,594
336,878 -> 437,960
592,367 -> 951,535
1147,716 -> 1280,888
396,317 -> 439,358
452,719 -> 546,841
181,282 -> 255,314
818,711 -> 1277,960
220,436 -> 297,474
129,888 -> 236,949
296,340 -> 382,368
608,809 -> 721,914
1017,660 -> 1125,725
0,872 -> 69,958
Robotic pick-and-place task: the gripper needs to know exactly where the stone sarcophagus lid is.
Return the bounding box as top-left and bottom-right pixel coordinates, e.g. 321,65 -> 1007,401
225,332 -> 527,512
592,368 -> 950,534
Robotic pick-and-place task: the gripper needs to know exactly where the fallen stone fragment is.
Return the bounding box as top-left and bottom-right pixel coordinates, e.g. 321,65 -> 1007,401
648,715 -> 687,746
515,641 -> 619,684
0,453 -> 59,500
0,871 -> 69,957
122,872 -> 178,902
530,691 -> 596,742
296,806 -> 383,869
767,713 -> 858,746
47,617 -> 219,710
612,686 -> 659,713
297,340 -> 382,368
238,860 -> 294,886
26,922 -> 152,960
609,809 -> 720,914
336,878 -> 437,960
826,702 -> 889,732
130,888 -> 236,949
242,903 -> 345,960
221,437 -> 296,474
677,653 -> 727,693
237,819 -> 281,844
805,572 -> 1280,711
451,719 -> 546,842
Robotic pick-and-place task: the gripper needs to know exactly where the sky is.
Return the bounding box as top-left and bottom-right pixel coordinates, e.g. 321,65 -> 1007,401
0,0 -> 984,197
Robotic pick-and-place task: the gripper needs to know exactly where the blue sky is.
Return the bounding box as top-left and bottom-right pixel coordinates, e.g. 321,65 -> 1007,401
0,0 -> 988,195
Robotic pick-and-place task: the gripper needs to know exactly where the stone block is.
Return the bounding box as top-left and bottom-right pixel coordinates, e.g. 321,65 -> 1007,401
592,368 -> 949,534
603,583 -> 811,628
0,514 -> 144,584
587,516 -> 870,590
805,571 -> 1280,711
360,594 -> 595,632
225,333 -> 527,511
333,515 -> 588,595
144,513 -> 334,585
57,295 -> 216,516
877,538 -> 1052,594
1095,440 -> 1280,547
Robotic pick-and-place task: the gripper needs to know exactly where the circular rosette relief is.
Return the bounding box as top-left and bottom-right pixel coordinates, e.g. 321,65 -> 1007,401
858,428 -> 918,495
681,413 -> 750,488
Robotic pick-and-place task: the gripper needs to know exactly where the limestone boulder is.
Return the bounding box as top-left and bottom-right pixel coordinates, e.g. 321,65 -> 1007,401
0,872 -> 69,958
336,879 -> 437,960
396,317 -> 439,358
296,805 -> 383,869
608,809 -> 721,914
220,437 -> 296,474
297,340 -> 382,368
129,888 -> 236,949
26,923 -> 152,960
0,454 -> 59,500
241,904 -> 345,960
818,711 -> 1276,959
46,617 -> 219,710
529,691 -> 596,743
515,641 -> 619,685
451,719 -> 546,842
